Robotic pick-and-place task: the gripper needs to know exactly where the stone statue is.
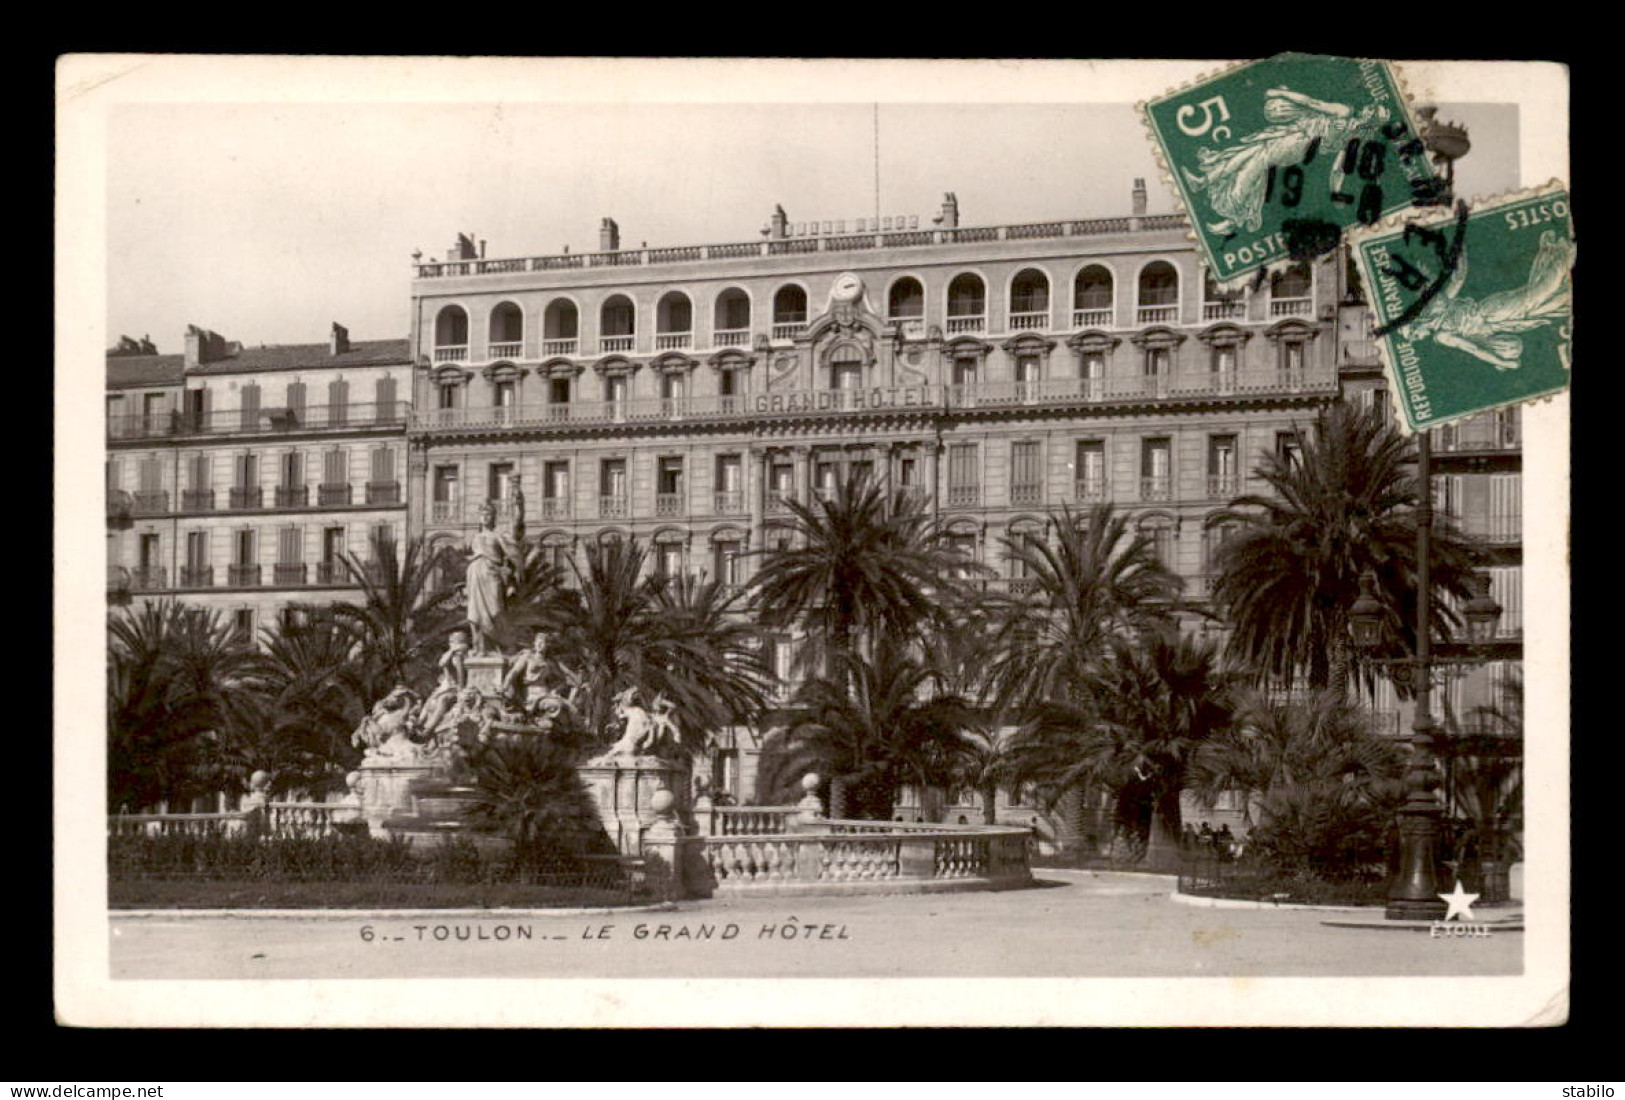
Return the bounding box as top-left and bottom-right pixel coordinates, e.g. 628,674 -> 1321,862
464,502 -> 513,656
596,687 -> 679,761
419,630 -> 471,734
354,684 -> 425,762
502,629 -> 574,728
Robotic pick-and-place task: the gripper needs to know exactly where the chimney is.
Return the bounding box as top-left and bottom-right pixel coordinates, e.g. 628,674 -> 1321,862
183,324 -> 228,368
599,218 -> 621,252
330,322 -> 351,357
769,204 -> 789,240
479,239 -> 487,259
449,233 -> 478,261
934,192 -> 960,230
1132,178 -> 1148,217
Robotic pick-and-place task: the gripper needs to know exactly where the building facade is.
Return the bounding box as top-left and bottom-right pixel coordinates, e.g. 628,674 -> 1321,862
106,324 -> 412,642
404,186 -> 1352,821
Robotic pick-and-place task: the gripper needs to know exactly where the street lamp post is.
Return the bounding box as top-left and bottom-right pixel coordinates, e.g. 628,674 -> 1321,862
1348,430 -> 1503,921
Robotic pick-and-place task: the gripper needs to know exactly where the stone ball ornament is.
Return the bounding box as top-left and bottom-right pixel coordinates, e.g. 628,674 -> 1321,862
650,787 -> 676,817
802,773 -> 821,794
249,770 -> 272,792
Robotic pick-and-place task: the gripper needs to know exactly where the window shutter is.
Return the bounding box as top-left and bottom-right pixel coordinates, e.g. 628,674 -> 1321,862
139,456 -> 162,492
240,384 -> 261,429
329,379 -> 349,409
375,376 -> 396,416
107,458 -> 121,494
325,448 -> 347,486
372,446 -> 395,483
286,381 -> 306,415
279,525 -> 301,565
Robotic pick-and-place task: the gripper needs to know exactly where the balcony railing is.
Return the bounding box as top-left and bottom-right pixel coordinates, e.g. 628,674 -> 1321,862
1075,479 -> 1107,503
130,566 -> 167,591
945,314 -> 986,334
107,490 -> 133,523
434,345 -> 469,363
181,488 -> 215,512
540,497 -> 570,521
766,492 -> 794,514
366,480 -> 401,505
179,565 -> 213,589
713,490 -> 745,515
771,321 -> 806,341
109,402 -> 408,441
1007,311 -> 1049,332
431,500 -> 458,523
1431,413 -> 1521,452
599,335 -> 635,353
541,338 -> 578,356
890,316 -> 926,338
1009,483 -> 1043,506
1140,477 -> 1172,502
1207,474 -> 1238,499
131,491 -> 169,516
319,483 -> 353,506
599,495 -> 628,519
275,485 -> 309,508
1137,304 -> 1178,324
1072,307 -> 1113,328
946,484 -> 981,508
1203,300 -> 1246,321
228,564 -> 262,587
947,368 -> 1335,409
487,341 -> 522,360
1270,297 -> 1313,317
229,486 -> 263,510
712,328 -> 750,349
316,561 -> 346,585
414,214 -> 1194,279
655,492 -> 684,517
274,563 -> 308,586
1457,511 -> 1522,543
655,332 -> 692,350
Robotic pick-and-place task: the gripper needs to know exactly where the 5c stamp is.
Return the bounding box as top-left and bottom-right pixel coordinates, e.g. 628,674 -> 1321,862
1142,53 -> 1440,283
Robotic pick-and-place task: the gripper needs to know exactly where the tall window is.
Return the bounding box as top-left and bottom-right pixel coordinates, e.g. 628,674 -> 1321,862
278,525 -> 302,567
322,526 -> 346,582
657,457 -> 684,516
947,443 -> 980,507
952,356 -> 978,387
235,528 -> 256,566
374,376 -> 397,416
1276,430 -> 1303,467
716,454 -> 742,513
328,379 -> 349,426
830,349 -> 863,392
438,382 -> 458,410
1210,342 -> 1240,389
232,609 -> 256,647
1076,440 -> 1106,502
1140,517 -> 1175,572
1138,261 -> 1179,317
1011,441 -> 1042,505
600,459 -> 627,504
1074,265 -> 1114,324
370,446 -> 396,493
604,374 -> 629,406
656,540 -> 683,578
185,530 -> 208,578
544,460 -> 570,502
713,538 -> 745,587
1208,435 -> 1238,497
286,381 -> 307,418
1142,438 -> 1172,501
433,466 -> 459,522
240,383 -> 261,430
494,379 -> 516,409
281,451 -> 304,488
488,463 -> 515,510
888,277 -> 924,322
814,459 -> 838,499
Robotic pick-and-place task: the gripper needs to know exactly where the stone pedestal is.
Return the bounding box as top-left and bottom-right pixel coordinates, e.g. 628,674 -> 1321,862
356,761 -> 441,838
577,757 -> 686,856
464,654 -> 508,698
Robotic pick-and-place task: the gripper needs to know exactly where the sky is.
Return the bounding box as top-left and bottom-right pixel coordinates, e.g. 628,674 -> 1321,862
105,90 -> 1518,353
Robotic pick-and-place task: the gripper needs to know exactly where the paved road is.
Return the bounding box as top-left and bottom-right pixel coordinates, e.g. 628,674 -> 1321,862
109,871 -> 1520,981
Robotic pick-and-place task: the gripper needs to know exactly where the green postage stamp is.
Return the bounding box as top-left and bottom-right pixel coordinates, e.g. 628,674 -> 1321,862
1143,53 -> 1440,283
1348,181 -> 1574,433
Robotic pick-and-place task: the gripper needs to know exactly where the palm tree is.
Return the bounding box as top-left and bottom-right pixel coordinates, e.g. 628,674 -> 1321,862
107,600 -> 257,811
786,639 -> 979,820
462,733 -> 612,865
749,470 -> 976,679
1007,630 -> 1234,867
534,537 -> 771,755
984,502 -> 1183,713
1208,401 -> 1482,697
1189,689 -> 1405,837
331,532 -> 464,703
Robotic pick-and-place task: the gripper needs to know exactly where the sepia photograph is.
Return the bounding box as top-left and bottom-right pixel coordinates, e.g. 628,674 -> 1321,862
54,56 -> 1570,1028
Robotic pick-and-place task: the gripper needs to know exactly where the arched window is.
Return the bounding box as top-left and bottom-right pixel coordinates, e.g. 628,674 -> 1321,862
656,291 -> 693,350
1137,261 -> 1179,323
888,277 -> 925,326
1203,272 -> 1246,321
713,289 -> 751,347
543,299 -> 579,355
772,285 -> 808,338
1008,269 -> 1050,331
488,302 -> 523,359
947,273 -> 986,333
1270,262 -> 1314,316
1074,265 -> 1114,326
434,306 -> 469,361
599,295 -> 635,353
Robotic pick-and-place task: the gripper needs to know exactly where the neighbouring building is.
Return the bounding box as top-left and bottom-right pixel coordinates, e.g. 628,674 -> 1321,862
106,324 -> 412,643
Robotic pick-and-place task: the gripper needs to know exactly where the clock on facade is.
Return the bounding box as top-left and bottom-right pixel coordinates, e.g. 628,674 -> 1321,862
831,272 -> 864,302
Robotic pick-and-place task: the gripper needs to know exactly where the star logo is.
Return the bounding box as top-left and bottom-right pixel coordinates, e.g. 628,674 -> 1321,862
1438,879 -> 1480,922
